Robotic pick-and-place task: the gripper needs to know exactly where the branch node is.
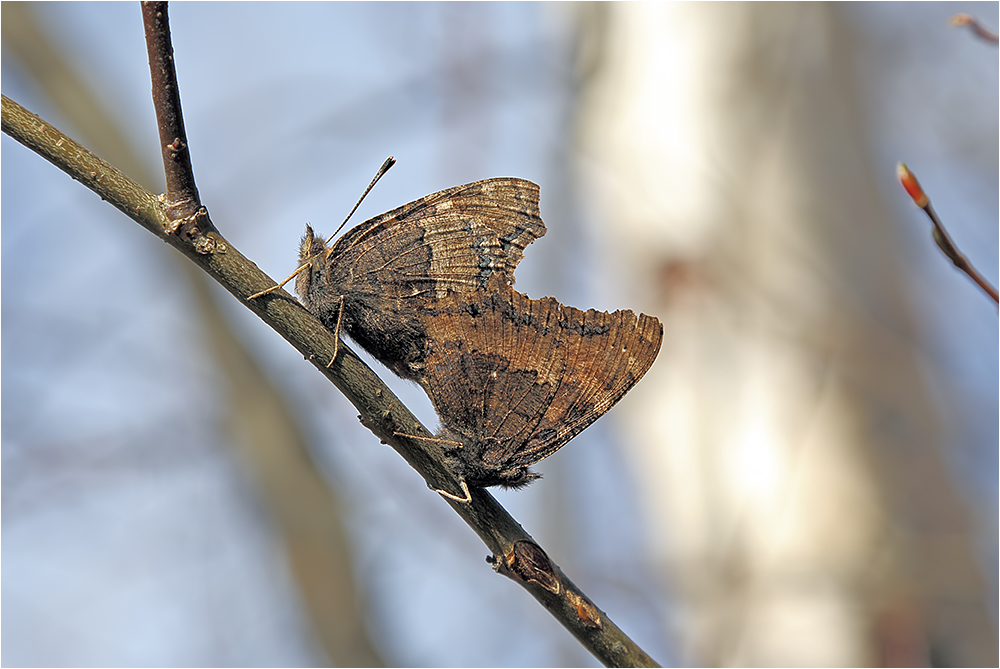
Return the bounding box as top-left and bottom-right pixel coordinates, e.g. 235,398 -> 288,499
493,540 -> 561,594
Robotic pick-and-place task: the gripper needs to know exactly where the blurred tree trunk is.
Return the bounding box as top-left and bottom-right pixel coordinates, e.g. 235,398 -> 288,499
2,5 -> 383,665
575,4 -> 996,666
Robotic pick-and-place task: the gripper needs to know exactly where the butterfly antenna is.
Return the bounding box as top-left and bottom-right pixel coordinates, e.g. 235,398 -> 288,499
248,157 -> 396,301
326,156 -> 396,243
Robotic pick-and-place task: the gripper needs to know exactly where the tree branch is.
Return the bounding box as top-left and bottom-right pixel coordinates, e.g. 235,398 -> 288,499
142,1 -> 200,218
2,93 -> 659,668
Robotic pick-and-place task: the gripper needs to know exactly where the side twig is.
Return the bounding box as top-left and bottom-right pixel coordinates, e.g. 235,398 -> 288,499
142,1 -> 200,217
896,164 -> 998,305
950,13 -> 1000,44
2,91 -> 657,668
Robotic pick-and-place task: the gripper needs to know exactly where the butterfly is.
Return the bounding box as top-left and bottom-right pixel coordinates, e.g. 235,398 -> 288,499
412,274 -> 663,499
293,177 -> 545,377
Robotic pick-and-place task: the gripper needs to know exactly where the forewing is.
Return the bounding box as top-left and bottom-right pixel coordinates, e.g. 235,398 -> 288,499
327,178 -> 545,299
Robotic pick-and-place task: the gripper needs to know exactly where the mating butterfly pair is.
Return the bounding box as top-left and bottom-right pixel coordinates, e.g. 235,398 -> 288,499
292,177 -> 662,499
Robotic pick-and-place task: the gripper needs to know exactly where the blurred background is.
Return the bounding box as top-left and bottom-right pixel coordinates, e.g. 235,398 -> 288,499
2,3 -> 996,666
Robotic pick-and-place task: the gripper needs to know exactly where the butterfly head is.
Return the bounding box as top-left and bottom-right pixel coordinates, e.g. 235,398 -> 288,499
295,225 -> 332,308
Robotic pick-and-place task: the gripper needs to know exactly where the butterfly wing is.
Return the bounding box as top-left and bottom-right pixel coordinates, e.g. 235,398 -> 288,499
327,177 -> 544,298
420,284 -> 567,486
510,294 -> 663,468
420,276 -> 662,487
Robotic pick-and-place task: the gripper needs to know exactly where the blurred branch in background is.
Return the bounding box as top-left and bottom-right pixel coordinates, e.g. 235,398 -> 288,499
950,13 -> 999,44
1,4 -> 383,665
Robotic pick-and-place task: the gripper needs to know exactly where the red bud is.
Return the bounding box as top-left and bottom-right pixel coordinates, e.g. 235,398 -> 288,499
897,163 -> 929,208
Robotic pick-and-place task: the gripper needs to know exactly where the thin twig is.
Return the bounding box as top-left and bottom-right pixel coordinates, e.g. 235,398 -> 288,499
897,164 -> 998,305
2,93 -> 660,668
950,13 -> 1000,44
922,203 -> 999,304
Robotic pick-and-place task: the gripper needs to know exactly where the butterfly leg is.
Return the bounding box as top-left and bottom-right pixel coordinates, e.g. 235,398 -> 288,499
391,431 -> 471,502
248,260 -> 312,300
429,479 -> 472,505
326,295 -> 345,368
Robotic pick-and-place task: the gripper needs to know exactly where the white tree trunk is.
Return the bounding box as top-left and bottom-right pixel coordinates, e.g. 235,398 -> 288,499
576,4 -> 995,665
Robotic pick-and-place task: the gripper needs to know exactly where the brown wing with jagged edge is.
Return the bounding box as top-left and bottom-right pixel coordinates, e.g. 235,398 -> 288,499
326,177 -> 544,300
419,275 -> 663,486
419,280 -> 569,463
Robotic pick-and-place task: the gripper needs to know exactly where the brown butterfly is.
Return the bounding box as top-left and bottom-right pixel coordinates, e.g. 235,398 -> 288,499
411,274 -> 663,499
293,177 -> 545,377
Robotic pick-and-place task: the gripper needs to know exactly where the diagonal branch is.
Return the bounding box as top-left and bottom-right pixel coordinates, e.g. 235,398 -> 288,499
2,94 -> 659,668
